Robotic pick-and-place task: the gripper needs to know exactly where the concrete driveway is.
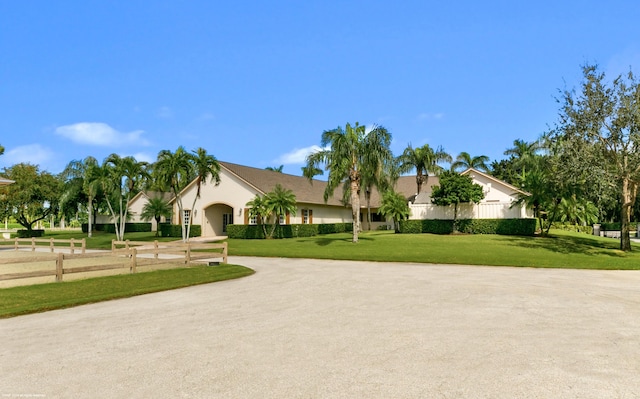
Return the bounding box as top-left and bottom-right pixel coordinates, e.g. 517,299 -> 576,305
1,256 -> 639,398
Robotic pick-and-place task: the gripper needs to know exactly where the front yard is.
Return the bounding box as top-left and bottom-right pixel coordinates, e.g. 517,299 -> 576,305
227,230 -> 640,270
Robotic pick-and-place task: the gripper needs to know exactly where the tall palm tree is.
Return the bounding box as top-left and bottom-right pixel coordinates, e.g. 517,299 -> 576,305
140,196 -> 173,236
504,139 -> 542,179
60,157 -> 100,236
451,152 -> 490,172
102,154 -> 149,241
397,143 -> 451,195
186,147 -> 221,240
304,122 -> 393,242
153,147 -> 195,241
264,184 -> 297,238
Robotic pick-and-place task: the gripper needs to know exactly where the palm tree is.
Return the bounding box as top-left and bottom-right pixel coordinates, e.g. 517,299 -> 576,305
60,157 -> 100,236
265,165 -> 284,173
504,139 -> 542,179
246,194 -> 269,238
304,122 -> 393,242
153,147 -> 195,241
511,167 -> 552,234
186,147 -> 221,240
451,152 -> 490,172
377,190 -> 410,233
140,196 -> 173,236
397,143 -> 451,195
101,154 -> 149,241
264,184 -> 297,238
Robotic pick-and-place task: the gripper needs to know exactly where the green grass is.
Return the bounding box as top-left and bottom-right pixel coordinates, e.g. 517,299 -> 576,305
0,264 -> 254,318
227,230 -> 640,270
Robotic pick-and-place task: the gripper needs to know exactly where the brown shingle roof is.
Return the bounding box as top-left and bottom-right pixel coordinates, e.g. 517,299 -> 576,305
220,161 -> 348,207
219,161 -> 437,209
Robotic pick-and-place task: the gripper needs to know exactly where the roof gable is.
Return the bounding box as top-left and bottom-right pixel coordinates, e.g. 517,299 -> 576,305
461,168 -> 529,196
219,161 -> 347,206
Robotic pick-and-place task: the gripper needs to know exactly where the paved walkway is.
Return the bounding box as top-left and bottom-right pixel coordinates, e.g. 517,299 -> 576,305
1,257 -> 640,398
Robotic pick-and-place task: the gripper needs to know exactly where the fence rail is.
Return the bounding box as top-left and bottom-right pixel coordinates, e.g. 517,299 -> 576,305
0,239 -> 227,284
0,237 -> 86,254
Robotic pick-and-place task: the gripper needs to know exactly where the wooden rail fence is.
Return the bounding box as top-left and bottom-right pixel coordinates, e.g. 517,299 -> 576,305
0,239 -> 227,283
0,237 -> 86,254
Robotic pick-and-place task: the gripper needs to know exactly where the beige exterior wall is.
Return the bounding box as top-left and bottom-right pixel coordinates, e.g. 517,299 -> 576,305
287,203 -> 352,225
125,194 -> 170,231
465,171 -> 520,203
409,172 -> 533,220
175,169 -> 357,237
410,202 -> 531,220
176,168 -> 261,236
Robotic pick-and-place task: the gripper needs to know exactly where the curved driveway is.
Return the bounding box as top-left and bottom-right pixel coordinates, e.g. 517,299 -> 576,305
1,256 -> 640,398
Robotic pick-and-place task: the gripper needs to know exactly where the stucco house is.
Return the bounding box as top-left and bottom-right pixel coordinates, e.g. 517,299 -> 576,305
128,161 -> 532,237
408,168 -> 533,220
127,191 -> 174,231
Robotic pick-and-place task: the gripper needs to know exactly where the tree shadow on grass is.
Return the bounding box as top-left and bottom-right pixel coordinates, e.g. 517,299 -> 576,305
312,235 -> 375,247
508,234 -> 628,258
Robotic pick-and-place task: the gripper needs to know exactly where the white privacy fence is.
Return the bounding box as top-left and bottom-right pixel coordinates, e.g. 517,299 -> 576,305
409,202 -> 532,220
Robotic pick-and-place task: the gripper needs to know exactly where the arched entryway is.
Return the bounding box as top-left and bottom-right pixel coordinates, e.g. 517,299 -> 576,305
203,203 -> 234,237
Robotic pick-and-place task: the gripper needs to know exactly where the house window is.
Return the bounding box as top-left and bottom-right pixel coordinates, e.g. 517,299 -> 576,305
301,209 -> 313,224
249,215 -> 257,225
279,214 -> 286,225
182,210 -> 191,226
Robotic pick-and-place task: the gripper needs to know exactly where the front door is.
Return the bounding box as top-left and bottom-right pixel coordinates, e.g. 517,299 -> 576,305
222,213 -> 234,233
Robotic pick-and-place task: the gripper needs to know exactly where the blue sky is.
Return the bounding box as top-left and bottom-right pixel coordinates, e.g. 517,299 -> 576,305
1,1 -> 639,176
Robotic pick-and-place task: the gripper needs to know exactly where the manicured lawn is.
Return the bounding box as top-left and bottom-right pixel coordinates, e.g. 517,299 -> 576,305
227,230 -> 640,270
0,264 -> 254,318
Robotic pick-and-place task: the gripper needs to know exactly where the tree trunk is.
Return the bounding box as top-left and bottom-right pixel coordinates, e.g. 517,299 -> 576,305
87,197 -> 93,238
350,178 -> 360,243
620,178 -> 635,252
416,171 -> 424,194
366,190 -> 372,231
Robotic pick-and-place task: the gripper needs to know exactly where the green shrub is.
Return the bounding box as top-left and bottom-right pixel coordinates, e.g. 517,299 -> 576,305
457,219 -> 536,236
82,223 -> 152,233
398,219 -> 536,236
601,222 -> 639,231
158,224 -> 201,238
17,229 -> 45,238
228,223 -> 352,239
317,223 -> 353,234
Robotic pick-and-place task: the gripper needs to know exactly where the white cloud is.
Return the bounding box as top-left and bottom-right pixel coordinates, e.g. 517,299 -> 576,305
2,144 -> 53,166
417,112 -> 444,121
606,47 -> 640,78
275,145 -> 324,164
197,112 -> 215,121
130,152 -> 155,164
55,122 -> 150,147
157,106 -> 173,119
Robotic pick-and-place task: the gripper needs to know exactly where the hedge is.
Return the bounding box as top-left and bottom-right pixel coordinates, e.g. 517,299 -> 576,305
227,223 -> 353,239
158,224 -> 201,238
398,219 -> 536,236
17,229 -> 45,238
600,222 -> 638,231
82,223 -> 152,233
